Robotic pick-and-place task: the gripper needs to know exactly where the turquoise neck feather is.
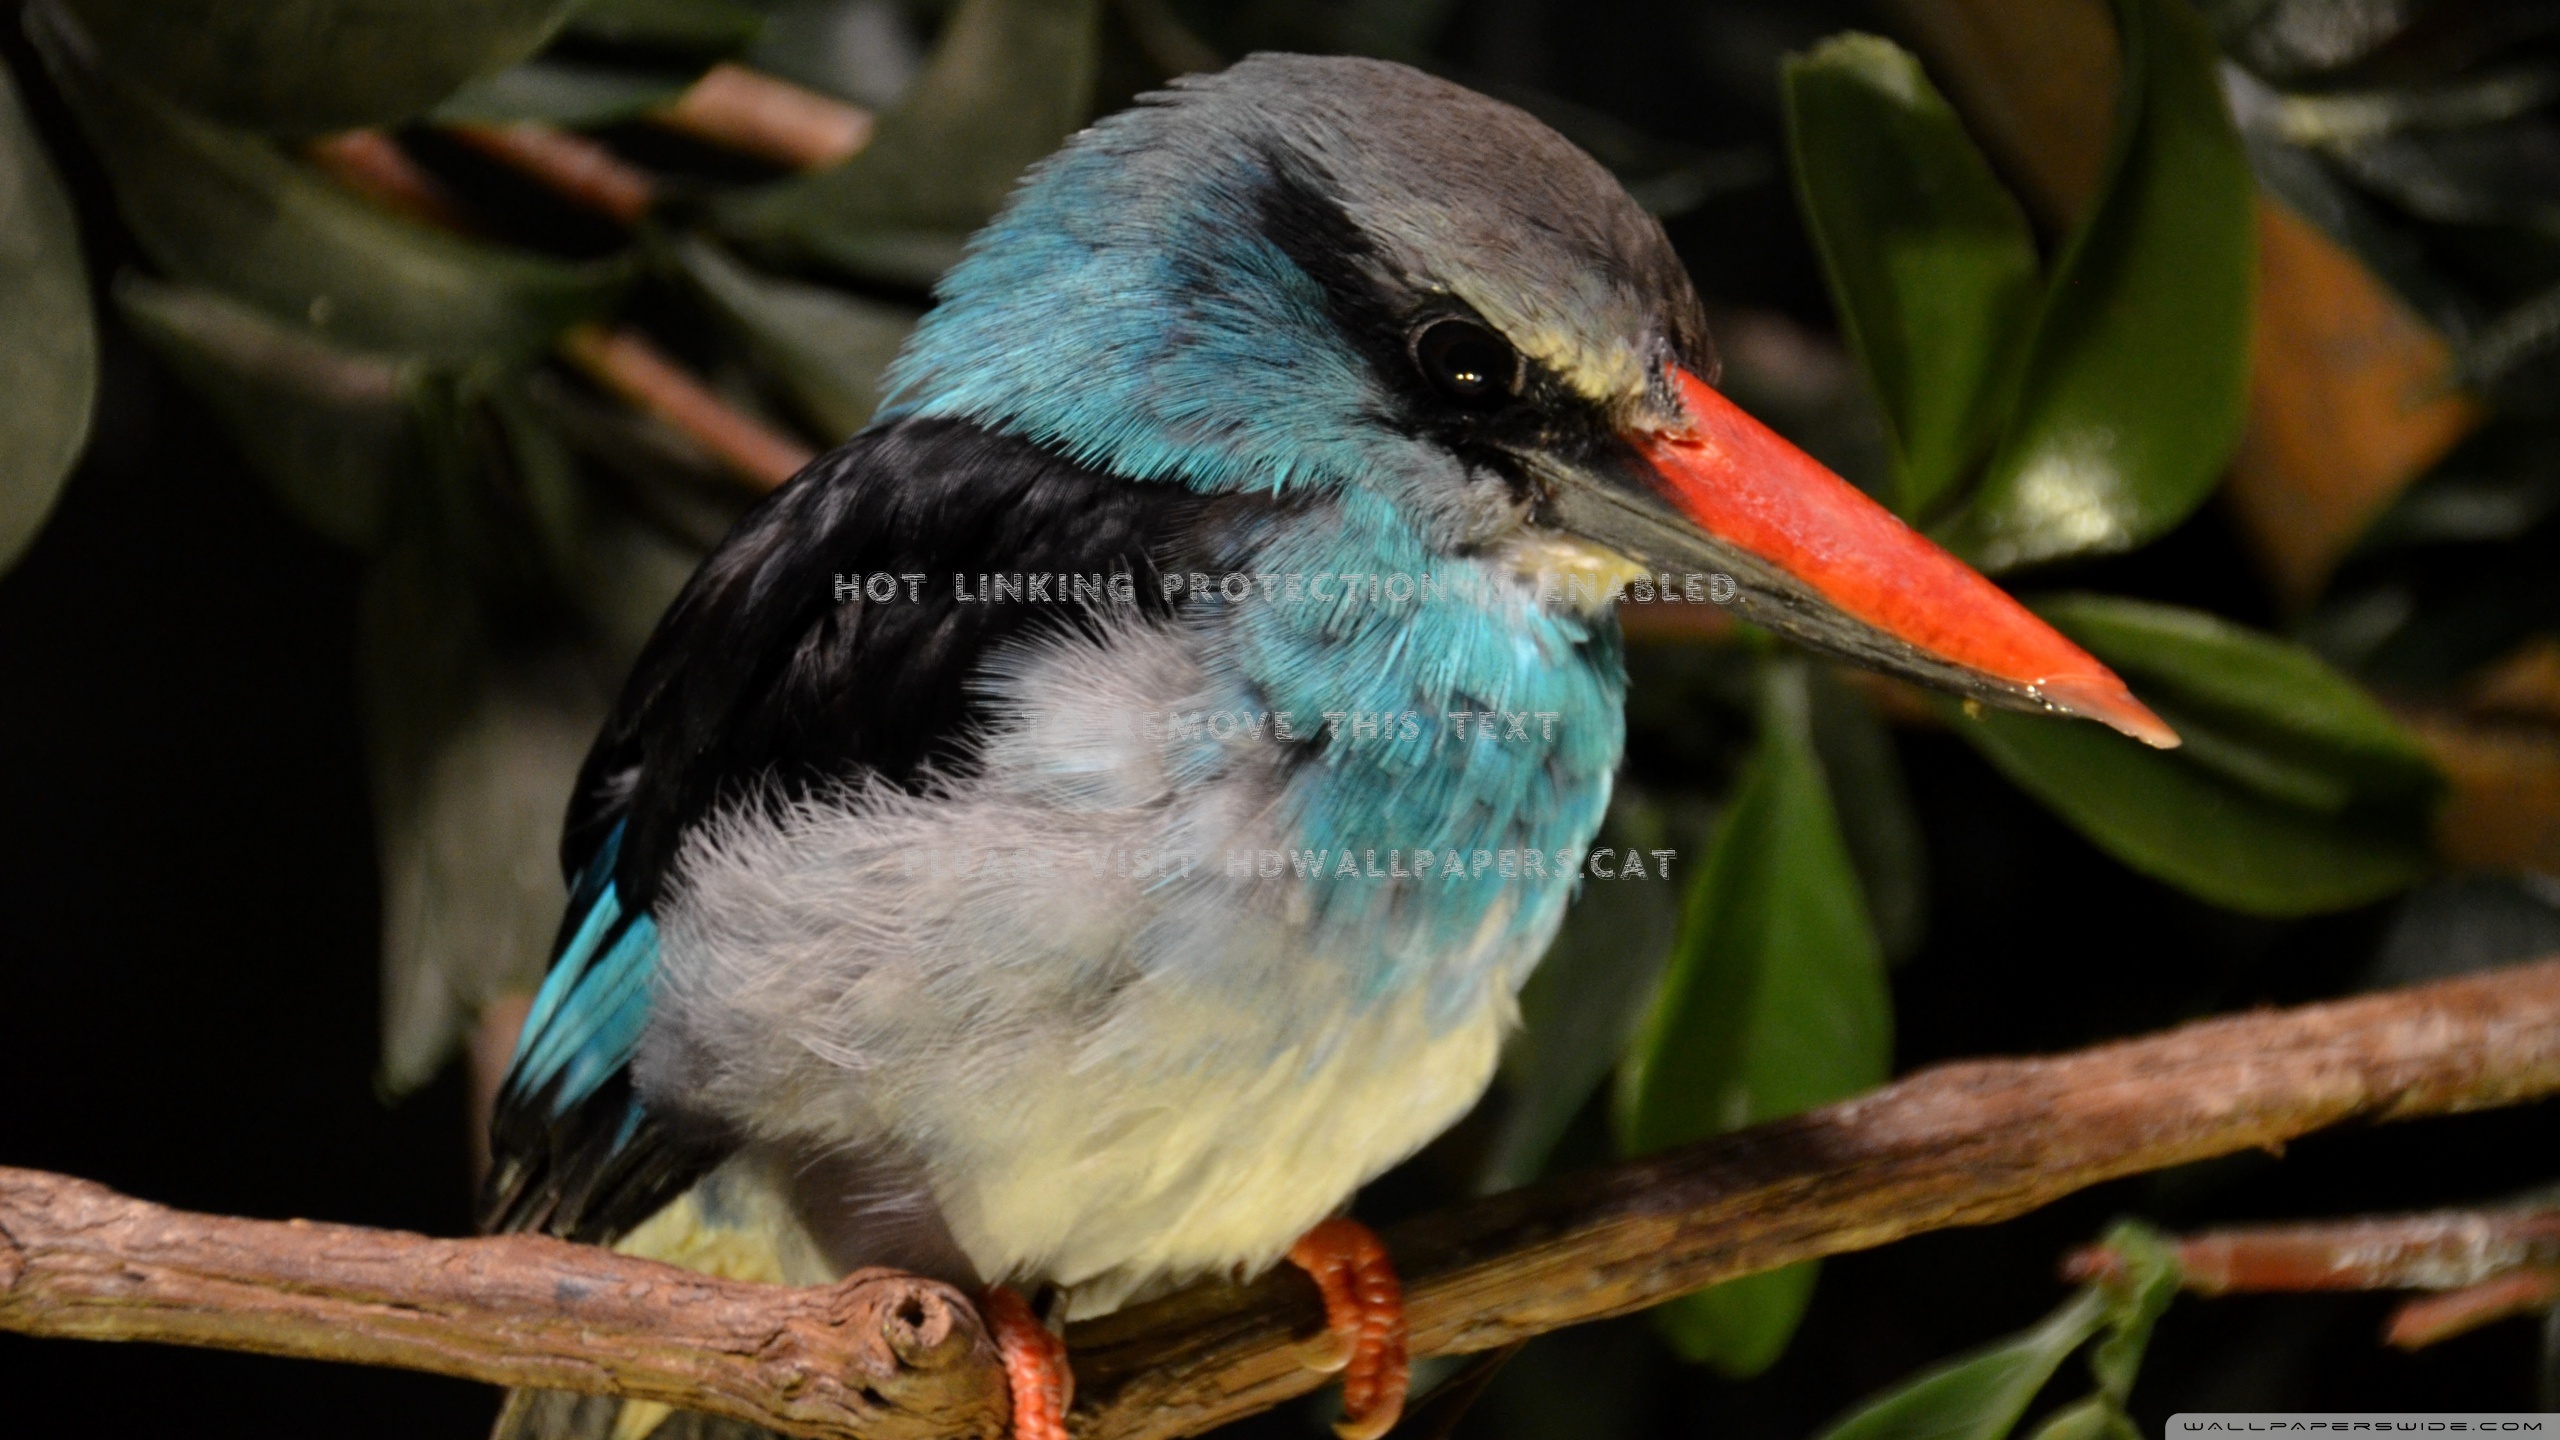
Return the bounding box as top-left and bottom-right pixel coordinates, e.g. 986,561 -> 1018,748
884,106 -> 1628,1019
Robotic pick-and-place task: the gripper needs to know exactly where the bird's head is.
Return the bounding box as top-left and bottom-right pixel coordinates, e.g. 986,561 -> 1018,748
881,53 -> 2174,745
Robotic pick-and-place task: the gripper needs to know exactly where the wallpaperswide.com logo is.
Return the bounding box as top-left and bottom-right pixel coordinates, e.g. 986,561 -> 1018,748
2169,1418 -> 2558,1434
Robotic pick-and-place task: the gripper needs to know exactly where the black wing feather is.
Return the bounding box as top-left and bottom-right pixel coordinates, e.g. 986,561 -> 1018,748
481,418 -> 1213,1241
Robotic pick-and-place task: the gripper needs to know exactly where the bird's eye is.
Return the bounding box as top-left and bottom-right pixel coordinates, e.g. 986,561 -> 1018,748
1411,318 -> 1519,409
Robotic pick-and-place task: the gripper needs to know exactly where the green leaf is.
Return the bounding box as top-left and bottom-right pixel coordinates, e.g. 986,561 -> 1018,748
1813,1288 -> 2111,1440
1614,663 -> 1893,1151
0,59 -> 95,576
1782,35 -> 2039,520
2022,1397 -> 2141,1440
716,0 -> 1101,287
2014,1222 -> 2179,1440
362,520 -> 617,1093
1658,1260 -> 1823,1379
1618,659 -> 1892,1375
359,378 -> 696,1090
37,20 -> 628,362
676,238 -> 918,441
1933,0 -> 2255,571
1956,703 -> 2431,914
433,60 -> 694,127
2085,1221 -> 2180,1403
1947,596 -> 2438,915
487,378 -> 704,661
1484,787 -> 1703,1194
52,0 -> 582,133
2034,595 -> 2439,812
1807,668 -> 1929,965
114,274 -> 418,551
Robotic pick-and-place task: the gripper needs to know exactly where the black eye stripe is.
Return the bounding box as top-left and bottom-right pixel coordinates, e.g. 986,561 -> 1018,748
1411,317 -> 1520,409
1246,158 -> 1618,460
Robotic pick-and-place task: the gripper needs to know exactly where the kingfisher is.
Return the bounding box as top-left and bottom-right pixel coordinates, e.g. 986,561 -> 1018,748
480,52 -> 2174,1440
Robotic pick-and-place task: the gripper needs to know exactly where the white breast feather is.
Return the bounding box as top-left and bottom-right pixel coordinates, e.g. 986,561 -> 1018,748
635,618 -> 1542,1315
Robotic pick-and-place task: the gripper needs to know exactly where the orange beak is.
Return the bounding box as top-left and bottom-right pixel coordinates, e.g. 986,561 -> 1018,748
1549,366 -> 2176,747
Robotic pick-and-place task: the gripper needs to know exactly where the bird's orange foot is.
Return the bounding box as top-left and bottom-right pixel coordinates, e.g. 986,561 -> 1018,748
1288,1218 -> 1409,1440
980,1285 -> 1072,1440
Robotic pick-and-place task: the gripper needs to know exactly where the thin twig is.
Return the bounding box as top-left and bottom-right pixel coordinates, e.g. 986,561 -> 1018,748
558,324 -> 816,490
306,130 -> 474,231
3,960 -> 2558,1440
658,63 -> 874,170
2388,1270 -> 2560,1350
2063,1209 -> 2560,1295
300,125 -> 814,495
445,122 -> 658,224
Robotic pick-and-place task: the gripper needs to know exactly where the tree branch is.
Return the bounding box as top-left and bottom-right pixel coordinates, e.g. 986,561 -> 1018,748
4,960 -> 2558,1440
557,323 -> 817,490
1064,958 -> 2560,1439
2386,1270 -> 2560,1350
2063,1208 -> 2560,1294
656,63 -> 874,170
444,122 -> 657,224
0,1168 -> 1006,1438
2059,1205 -> 2560,1353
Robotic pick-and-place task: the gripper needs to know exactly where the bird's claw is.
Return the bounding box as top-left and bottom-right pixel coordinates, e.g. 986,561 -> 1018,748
1287,1218 -> 1409,1440
980,1285 -> 1073,1440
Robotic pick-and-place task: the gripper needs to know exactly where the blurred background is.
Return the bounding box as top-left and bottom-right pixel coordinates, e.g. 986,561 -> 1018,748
3,0 -> 2560,1436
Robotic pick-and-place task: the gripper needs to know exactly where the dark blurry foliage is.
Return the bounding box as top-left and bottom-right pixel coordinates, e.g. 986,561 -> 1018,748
2,0 -> 2558,1437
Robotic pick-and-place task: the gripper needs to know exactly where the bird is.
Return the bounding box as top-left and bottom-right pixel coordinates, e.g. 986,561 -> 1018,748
478,51 -> 2177,1440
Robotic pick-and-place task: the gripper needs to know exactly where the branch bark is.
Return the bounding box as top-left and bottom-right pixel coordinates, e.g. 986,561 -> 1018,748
3,960 -> 2558,1440
1064,958 -> 2560,1439
656,63 -> 875,170
2386,1270 -> 2560,1350
0,1171 -> 1007,1439
2064,1208 -> 2560,1294
557,323 -> 817,490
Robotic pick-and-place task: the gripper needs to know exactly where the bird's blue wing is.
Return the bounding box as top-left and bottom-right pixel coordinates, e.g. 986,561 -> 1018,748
480,419 -> 1221,1242
479,824 -> 711,1239
513,831 -> 652,1109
